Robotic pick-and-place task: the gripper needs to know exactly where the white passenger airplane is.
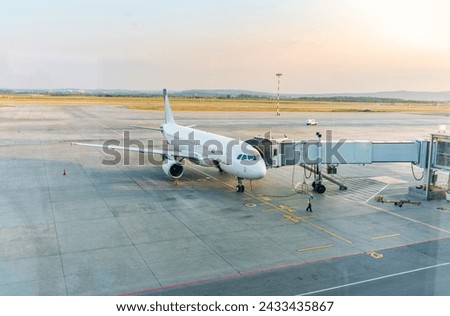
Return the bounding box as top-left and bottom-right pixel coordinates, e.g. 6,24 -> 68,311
73,89 -> 266,192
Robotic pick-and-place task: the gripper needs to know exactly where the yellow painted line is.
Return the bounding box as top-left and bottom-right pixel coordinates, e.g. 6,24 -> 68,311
304,220 -> 353,244
297,244 -> 334,253
283,214 -> 317,223
366,250 -> 384,259
283,214 -> 301,223
371,233 -> 400,240
279,204 -> 296,213
190,166 -> 354,244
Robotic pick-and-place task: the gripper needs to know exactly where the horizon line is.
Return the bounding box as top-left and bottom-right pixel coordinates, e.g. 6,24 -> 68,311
1,87 -> 450,95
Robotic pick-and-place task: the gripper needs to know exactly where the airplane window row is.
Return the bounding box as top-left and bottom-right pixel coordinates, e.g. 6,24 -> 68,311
237,154 -> 257,161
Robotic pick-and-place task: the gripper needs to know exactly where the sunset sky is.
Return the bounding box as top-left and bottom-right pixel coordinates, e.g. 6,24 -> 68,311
1,0 -> 449,93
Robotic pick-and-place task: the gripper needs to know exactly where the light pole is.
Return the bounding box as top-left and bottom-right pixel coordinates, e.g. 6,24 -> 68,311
276,73 -> 282,116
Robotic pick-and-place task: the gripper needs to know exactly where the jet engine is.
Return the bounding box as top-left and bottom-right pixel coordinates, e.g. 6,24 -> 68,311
162,159 -> 184,179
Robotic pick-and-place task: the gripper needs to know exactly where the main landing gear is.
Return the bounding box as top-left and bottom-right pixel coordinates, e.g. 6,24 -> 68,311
236,178 -> 245,193
213,160 -> 224,173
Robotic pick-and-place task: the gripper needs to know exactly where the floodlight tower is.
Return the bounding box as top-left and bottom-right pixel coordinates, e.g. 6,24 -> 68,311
276,73 -> 282,116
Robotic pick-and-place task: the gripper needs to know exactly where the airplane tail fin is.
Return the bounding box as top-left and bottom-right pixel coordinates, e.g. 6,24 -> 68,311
163,89 -> 175,124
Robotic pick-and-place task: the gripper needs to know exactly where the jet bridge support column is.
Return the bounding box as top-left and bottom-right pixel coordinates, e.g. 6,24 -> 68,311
311,132 -> 327,194
301,164 -> 347,191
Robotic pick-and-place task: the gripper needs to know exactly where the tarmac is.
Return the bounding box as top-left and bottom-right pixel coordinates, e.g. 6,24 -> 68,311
0,103 -> 449,295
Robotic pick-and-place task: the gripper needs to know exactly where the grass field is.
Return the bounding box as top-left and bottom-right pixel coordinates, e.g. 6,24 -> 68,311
1,94 -> 449,113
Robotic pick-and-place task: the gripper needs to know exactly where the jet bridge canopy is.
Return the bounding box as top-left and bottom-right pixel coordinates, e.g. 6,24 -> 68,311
245,136 -> 275,167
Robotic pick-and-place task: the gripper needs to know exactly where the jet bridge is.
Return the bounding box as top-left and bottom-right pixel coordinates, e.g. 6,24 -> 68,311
247,134 -> 425,167
246,132 -> 449,199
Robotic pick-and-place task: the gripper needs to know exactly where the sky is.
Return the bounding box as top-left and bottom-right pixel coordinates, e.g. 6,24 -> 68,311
1,0 -> 450,93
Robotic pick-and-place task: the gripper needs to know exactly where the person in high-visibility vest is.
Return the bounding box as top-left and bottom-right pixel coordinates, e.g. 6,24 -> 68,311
306,194 -> 313,212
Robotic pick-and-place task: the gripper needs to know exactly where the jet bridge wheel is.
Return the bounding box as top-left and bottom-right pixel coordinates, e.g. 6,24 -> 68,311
315,184 -> 326,194
312,181 -> 326,194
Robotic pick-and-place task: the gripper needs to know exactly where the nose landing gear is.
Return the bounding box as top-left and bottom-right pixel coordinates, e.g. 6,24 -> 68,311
236,178 -> 245,193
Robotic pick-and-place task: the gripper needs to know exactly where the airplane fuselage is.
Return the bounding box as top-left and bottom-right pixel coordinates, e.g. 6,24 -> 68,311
161,122 -> 267,180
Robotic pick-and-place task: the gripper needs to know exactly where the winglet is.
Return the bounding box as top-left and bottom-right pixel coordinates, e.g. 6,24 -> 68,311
163,89 -> 175,124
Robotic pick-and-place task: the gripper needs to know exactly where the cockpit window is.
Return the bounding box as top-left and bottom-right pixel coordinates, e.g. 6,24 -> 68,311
237,154 -> 257,161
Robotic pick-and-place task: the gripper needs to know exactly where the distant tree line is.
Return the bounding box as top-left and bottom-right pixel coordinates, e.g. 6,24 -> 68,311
288,96 -> 424,103
0,89 -> 434,103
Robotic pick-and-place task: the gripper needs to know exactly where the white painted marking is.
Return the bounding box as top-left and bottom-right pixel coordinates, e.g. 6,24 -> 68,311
370,176 -> 408,184
365,183 -> 390,204
297,261 -> 450,296
369,204 -> 450,234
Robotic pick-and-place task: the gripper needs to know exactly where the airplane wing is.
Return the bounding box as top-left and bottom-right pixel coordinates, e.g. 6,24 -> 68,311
72,142 -> 165,155
71,142 -> 210,161
129,124 -> 196,129
129,125 -> 162,131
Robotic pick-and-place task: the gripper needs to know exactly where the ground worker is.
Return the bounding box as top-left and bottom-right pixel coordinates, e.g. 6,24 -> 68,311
306,193 -> 313,212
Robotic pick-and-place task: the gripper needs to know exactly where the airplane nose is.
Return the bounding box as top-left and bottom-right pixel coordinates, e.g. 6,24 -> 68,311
252,160 -> 267,179
259,160 -> 267,177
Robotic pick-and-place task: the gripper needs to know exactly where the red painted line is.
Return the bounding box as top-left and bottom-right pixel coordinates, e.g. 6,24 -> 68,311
117,251 -> 363,296
117,236 -> 450,296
